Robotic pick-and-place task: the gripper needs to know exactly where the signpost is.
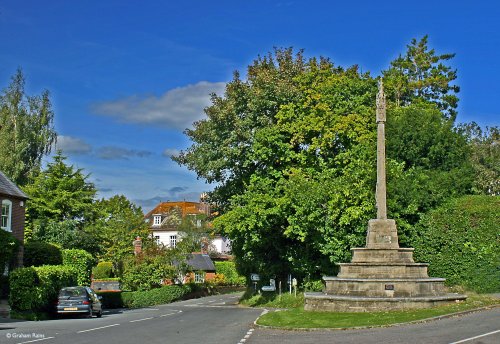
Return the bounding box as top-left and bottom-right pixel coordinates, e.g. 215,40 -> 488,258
250,273 -> 260,292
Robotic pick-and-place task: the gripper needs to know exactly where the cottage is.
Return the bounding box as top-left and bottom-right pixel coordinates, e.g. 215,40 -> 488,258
0,171 -> 29,268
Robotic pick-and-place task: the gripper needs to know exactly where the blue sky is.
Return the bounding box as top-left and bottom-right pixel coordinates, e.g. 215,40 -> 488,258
1,1 -> 499,212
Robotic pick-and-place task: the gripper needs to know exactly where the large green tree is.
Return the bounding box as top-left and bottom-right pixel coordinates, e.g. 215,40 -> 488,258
382,35 -> 460,121
0,69 -> 57,185
88,195 -> 150,265
23,151 -> 99,253
175,42 -> 472,281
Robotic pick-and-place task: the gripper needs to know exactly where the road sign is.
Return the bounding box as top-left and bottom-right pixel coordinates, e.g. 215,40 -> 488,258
250,273 -> 260,281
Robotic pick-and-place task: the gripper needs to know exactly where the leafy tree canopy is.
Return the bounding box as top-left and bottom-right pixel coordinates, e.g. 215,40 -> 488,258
175,39 -> 473,282
382,35 -> 460,121
0,69 -> 56,185
88,195 -> 150,265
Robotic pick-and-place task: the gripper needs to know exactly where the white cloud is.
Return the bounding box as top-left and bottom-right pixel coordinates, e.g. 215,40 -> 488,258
96,146 -> 152,160
56,135 -> 92,155
162,148 -> 180,158
92,81 -> 226,130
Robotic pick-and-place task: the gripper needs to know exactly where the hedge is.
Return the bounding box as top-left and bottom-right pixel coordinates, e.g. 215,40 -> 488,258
214,261 -> 246,286
410,195 -> 500,293
0,230 -> 19,272
9,265 -> 78,312
24,241 -> 62,267
62,249 -> 95,286
97,284 -> 196,309
92,261 -> 114,279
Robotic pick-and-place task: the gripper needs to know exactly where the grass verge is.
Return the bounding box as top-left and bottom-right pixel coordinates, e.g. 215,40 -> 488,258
253,292 -> 500,329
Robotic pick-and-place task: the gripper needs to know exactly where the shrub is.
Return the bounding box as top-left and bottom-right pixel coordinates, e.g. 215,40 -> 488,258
121,261 -> 175,291
409,195 -> 500,293
9,265 -> 77,312
302,279 -> 324,292
23,241 -> 62,267
92,261 -> 114,279
0,230 -> 19,271
214,261 -> 246,286
62,249 -> 95,286
122,284 -> 194,308
95,284 -> 195,309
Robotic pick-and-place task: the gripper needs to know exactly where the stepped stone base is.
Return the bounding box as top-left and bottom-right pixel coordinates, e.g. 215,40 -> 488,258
304,219 -> 467,312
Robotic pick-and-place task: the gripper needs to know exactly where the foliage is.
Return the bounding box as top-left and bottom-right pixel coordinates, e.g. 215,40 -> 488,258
23,241 -> 62,267
9,265 -> 77,312
240,289 -> 305,308
0,69 -> 56,186
214,261 -> 246,286
257,292 -> 499,329
176,42 -> 472,282
458,123 -> 500,195
409,195 -> 500,293
382,35 -> 460,120
121,248 -> 178,291
302,279 -> 324,292
62,249 -> 95,286
121,284 -> 193,308
24,151 -> 97,225
23,151 -> 101,253
29,219 -> 100,255
92,261 -> 114,279
87,195 -> 150,266
0,229 -> 19,271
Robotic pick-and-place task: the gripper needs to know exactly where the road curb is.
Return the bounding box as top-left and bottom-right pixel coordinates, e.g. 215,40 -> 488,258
253,304 -> 500,331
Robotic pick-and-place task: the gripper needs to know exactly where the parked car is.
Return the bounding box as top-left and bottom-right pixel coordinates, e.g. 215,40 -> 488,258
56,286 -> 103,318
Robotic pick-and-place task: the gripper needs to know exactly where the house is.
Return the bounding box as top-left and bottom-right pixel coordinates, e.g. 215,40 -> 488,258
0,171 -> 29,268
180,253 -> 216,284
144,199 -> 231,256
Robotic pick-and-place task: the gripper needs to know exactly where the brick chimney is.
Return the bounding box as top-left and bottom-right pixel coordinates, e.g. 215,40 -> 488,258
133,236 -> 142,255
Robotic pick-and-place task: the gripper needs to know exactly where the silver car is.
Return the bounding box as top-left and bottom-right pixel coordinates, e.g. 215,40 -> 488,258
56,286 -> 103,318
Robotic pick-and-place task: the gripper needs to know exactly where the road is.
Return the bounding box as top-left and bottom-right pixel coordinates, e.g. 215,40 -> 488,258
0,293 -> 498,344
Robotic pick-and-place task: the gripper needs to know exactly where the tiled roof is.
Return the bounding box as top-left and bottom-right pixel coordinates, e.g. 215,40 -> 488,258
187,253 -> 216,271
144,201 -> 210,218
0,171 -> 29,199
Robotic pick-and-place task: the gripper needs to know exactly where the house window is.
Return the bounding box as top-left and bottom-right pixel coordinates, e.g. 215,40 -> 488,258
1,200 -> 12,232
153,215 -> 161,226
194,272 -> 205,283
169,235 -> 177,248
154,235 -> 161,245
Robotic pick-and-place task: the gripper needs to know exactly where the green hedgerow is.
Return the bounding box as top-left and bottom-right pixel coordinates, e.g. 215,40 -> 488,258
9,265 -> 77,312
62,249 -> 96,286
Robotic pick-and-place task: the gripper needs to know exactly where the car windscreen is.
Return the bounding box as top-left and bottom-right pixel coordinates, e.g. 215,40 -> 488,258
59,288 -> 86,298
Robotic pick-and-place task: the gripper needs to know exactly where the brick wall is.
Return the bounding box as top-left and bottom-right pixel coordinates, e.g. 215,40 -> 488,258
1,195 -> 25,267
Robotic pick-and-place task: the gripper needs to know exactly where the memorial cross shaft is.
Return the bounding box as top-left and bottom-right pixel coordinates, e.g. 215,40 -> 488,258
376,80 -> 387,220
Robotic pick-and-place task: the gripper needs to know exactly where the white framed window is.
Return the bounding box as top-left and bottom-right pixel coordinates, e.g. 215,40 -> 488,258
154,235 -> 161,245
153,215 -> 161,226
169,235 -> 177,248
194,272 -> 205,283
1,200 -> 12,232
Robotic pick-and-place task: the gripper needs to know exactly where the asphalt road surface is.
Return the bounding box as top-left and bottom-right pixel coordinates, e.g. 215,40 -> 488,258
0,293 -> 498,344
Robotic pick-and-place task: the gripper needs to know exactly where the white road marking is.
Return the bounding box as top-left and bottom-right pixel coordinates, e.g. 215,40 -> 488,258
238,329 -> 255,344
129,317 -> 154,323
16,337 -> 55,344
77,324 -> 120,333
160,310 -> 183,317
449,329 -> 500,344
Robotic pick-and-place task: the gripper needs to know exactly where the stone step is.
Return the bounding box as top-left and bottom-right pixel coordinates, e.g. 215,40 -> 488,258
304,291 -> 467,312
323,276 -> 446,297
337,262 -> 429,278
351,247 -> 416,263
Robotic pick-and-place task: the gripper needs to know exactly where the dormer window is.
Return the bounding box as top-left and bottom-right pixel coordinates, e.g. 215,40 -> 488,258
153,215 -> 161,226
